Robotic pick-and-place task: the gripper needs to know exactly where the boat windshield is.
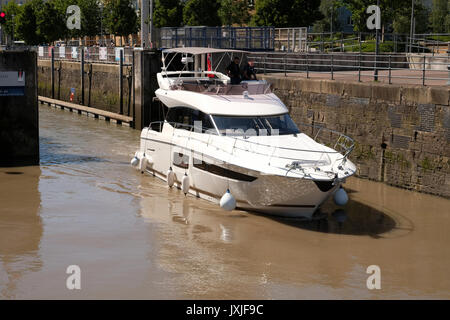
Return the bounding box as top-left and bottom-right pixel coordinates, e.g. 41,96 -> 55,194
212,114 -> 300,136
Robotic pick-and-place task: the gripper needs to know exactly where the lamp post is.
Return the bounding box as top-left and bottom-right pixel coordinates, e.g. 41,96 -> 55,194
11,14 -> 14,45
99,1 -> 103,46
374,0 -> 380,81
409,0 -> 415,53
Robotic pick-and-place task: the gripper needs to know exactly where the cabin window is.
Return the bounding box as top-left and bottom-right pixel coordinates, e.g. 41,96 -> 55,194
166,107 -> 216,133
212,114 -> 300,136
173,152 -> 189,169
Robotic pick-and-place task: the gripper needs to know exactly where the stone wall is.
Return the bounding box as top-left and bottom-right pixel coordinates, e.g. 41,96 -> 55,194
260,74 -> 450,198
37,60 -> 133,115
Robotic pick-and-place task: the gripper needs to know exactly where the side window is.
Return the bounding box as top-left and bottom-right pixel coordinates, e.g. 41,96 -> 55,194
166,107 -> 215,133
192,110 -> 215,133
166,107 -> 191,130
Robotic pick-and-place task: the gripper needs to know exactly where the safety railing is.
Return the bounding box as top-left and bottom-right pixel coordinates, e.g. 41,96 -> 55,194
277,31 -> 450,54
248,51 -> 450,86
160,26 -> 275,51
36,46 -> 133,65
147,120 -> 354,173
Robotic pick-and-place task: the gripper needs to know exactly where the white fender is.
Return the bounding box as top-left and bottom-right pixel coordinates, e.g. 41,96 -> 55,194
220,189 -> 236,211
167,167 -> 175,187
139,156 -> 148,173
130,156 -> 139,167
181,173 -> 190,195
334,187 -> 349,206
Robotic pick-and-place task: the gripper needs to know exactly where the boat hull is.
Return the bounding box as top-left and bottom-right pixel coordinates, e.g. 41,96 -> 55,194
137,131 -> 340,219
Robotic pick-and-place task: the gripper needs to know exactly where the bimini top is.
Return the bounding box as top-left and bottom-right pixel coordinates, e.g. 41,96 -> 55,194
162,47 -> 249,55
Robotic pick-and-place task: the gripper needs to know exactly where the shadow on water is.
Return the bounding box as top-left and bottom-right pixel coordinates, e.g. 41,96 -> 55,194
39,136 -> 108,165
262,199 -> 401,238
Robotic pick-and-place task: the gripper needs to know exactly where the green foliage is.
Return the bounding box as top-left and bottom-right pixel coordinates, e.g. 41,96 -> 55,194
36,1 -> 67,43
218,0 -> 250,26
104,0 -> 138,36
153,0 -> 184,28
183,0 -> 220,26
312,0 -> 341,32
250,0 -> 323,28
341,0 -> 430,33
77,0 -> 102,37
392,3 -> 429,34
16,0 -> 45,45
1,1 -> 23,38
430,0 -> 450,33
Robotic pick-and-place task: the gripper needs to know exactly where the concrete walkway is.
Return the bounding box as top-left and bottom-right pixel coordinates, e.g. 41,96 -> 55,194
269,69 -> 450,86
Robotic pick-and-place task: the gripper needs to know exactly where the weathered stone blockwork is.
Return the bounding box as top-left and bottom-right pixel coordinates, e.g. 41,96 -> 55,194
37,60 -> 132,115
260,75 -> 450,198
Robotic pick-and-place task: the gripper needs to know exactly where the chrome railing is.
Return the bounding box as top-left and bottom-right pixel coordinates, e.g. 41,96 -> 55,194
147,120 -> 354,171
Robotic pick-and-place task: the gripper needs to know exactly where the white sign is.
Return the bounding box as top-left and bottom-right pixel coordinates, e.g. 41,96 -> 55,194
99,47 -> 108,60
38,46 -> 44,57
59,46 -> 66,58
0,71 -> 26,96
115,47 -> 124,61
71,47 -> 78,59
366,5 -> 381,30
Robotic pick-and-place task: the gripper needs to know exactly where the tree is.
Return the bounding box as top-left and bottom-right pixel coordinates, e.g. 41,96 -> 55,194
73,0 -> 102,37
36,1 -> 67,43
218,0 -> 250,26
341,0 -> 430,33
430,0 -> 449,33
2,1 -> 23,39
250,0 -> 323,28
16,0 -> 46,45
153,0 -> 184,28
312,0 -> 341,32
104,0 -> 138,37
393,3 -> 430,34
183,0 -> 220,26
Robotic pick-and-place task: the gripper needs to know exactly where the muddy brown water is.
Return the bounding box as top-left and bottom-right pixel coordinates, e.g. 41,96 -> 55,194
0,106 -> 449,299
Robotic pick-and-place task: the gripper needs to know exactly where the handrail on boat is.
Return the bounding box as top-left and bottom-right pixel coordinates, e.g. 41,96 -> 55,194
146,120 -> 354,171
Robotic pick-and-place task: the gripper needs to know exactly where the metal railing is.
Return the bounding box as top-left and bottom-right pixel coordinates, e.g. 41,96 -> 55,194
160,26 -> 275,51
147,120 -> 354,174
36,45 -> 133,65
248,51 -> 450,86
277,31 -> 450,54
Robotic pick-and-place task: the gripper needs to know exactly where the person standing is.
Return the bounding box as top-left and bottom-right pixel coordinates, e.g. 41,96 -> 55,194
242,60 -> 257,80
226,57 -> 241,85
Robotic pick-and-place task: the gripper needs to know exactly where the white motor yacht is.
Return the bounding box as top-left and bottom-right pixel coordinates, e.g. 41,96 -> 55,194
132,47 -> 356,219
